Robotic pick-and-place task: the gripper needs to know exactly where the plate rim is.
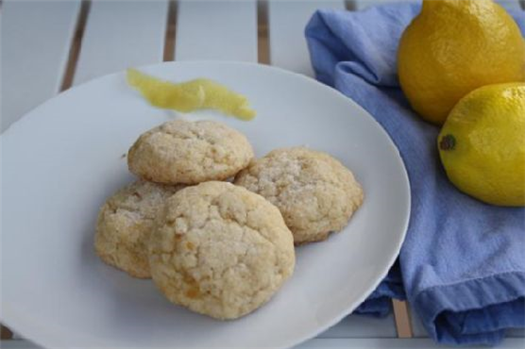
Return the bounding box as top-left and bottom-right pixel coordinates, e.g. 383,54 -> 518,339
1,60 -> 411,348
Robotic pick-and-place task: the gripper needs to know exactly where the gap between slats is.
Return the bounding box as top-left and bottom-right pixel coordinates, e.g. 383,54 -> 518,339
61,0 -> 91,91
257,0 -> 270,64
345,0 -> 356,11
174,0 -> 257,62
1,325 -> 14,340
59,0 -> 178,89
163,0 -> 177,61
72,0 -> 168,85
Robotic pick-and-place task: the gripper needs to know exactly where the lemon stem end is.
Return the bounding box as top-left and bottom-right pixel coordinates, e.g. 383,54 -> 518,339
440,134 -> 456,151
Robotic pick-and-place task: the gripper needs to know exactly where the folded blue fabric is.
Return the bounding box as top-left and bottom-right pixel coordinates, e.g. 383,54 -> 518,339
305,3 -> 525,346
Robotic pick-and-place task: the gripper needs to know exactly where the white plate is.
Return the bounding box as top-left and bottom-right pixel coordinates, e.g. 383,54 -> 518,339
1,61 -> 410,348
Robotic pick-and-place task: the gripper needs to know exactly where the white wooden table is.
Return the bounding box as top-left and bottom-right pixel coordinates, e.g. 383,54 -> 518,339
1,0 -> 524,348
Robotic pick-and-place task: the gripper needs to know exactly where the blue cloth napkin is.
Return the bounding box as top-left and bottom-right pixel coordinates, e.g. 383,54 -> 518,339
305,3 -> 525,346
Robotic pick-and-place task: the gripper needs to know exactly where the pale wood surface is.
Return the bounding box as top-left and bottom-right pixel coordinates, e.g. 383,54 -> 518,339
1,0 -> 80,132
392,300 -> 413,338
320,313 -> 397,338
267,0 -> 345,76
175,0 -> 257,62
73,0 -> 168,86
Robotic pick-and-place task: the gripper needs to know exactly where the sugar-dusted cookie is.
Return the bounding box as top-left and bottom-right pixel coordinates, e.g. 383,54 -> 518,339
128,120 -> 254,185
149,181 -> 295,320
235,147 -> 363,244
95,180 -> 183,278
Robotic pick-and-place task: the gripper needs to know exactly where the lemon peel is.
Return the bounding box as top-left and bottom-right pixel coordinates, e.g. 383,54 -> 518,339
127,68 -> 256,121
398,0 -> 525,125
438,83 -> 525,206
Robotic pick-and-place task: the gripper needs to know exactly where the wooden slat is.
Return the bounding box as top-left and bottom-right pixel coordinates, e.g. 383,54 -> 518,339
1,325 -> 13,340
73,0 -> 168,86
257,0 -> 270,64
1,0 -> 81,132
352,0 -> 419,11
392,300 -> 413,338
163,0 -> 177,62
299,337 -> 525,348
267,0 -> 345,76
175,0 -> 257,62
0,340 -> 41,349
319,313 -> 397,338
60,0 -> 90,91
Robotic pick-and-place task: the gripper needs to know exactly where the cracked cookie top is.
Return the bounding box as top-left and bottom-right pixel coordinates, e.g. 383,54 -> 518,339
95,180 -> 184,278
128,120 -> 254,185
149,181 -> 295,320
234,147 -> 364,244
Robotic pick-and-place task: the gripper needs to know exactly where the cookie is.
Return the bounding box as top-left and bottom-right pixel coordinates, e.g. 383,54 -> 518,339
128,120 -> 254,185
149,181 -> 295,320
234,147 -> 364,244
95,180 -> 183,278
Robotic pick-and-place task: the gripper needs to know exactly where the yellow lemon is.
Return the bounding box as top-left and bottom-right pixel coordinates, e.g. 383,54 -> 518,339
398,0 -> 525,125
438,83 -> 525,206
